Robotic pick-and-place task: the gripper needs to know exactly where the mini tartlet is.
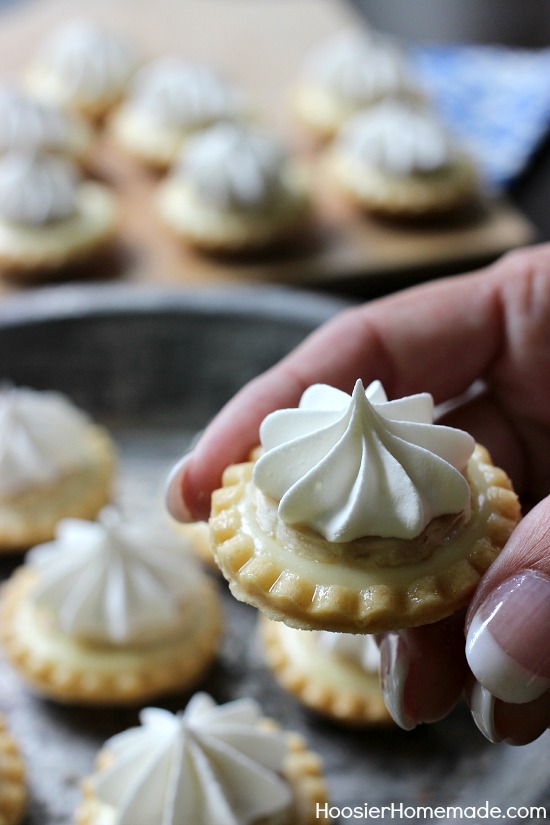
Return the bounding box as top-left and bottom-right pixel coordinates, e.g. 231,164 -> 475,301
0,384 -> 115,551
260,618 -> 391,726
0,508 -> 221,705
0,84 -> 93,165
76,692 -> 331,825
210,380 -> 520,634
0,716 -> 26,825
327,100 -> 478,219
109,56 -> 249,169
0,150 -> 117,277
157,122 -> 311,253
292,29 -> 420,142
25,18 -> 139,120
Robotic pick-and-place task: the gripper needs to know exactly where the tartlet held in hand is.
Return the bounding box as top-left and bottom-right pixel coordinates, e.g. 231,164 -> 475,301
77,692 -> 331,825
0,150 -> 117,278
25,18 -> 139,120
0,508 -> 221,705
0,716 -> 26,825
109,56 -> 249,169
157,122 -> 311,253
210,379 -> 520,634
260,618 -> 391,726
0,384 -> 114,551
327,100 -> 478,219
292,29 -> 420,142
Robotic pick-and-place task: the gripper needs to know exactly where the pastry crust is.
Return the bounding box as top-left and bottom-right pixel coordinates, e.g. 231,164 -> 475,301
0,717 -> 26,825
156,166 -> 311,254
108,104 -> 194,170
0,566 -> 221,705
210,445 -> 521,633
0,182 -> 117,277
327,150 -> 478,218
0,426 -> 115,552
76,717 -> 331,825
260,617 -> 391,726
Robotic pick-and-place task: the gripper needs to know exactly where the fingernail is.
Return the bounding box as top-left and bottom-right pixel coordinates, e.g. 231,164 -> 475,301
466,571 -> 550,704
379,632 -> 417,730
165,454 -> 193,522
469,682 -> 501,743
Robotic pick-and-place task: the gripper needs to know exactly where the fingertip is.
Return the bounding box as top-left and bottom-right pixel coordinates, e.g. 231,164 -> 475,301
165,454 -> 194,522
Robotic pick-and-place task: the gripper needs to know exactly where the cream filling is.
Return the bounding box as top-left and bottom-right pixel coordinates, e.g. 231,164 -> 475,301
238,455 -> 493,589
272,623 -> 379,694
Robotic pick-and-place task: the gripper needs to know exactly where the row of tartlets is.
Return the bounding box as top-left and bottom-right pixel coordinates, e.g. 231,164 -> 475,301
0,383 -> 392,825
0,19 -> 481,281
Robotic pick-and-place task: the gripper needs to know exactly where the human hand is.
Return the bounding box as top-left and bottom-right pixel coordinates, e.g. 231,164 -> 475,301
166,243 -> 550,744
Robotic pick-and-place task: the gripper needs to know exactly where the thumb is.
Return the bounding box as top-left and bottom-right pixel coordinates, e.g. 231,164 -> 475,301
465,496 -> 550,742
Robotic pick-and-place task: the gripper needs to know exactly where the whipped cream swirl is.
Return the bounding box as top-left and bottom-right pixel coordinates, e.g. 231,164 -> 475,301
32,18 -> 138,104
127,56 -> 246,128
253,379 -> 475,541
176,123 -> 289,211
29,508 -> 207,644
91,693 -> 292,825
303,29 -> 414,104
0,85 -> 71,154
316,631 -> 380,672
0,151 -> 78,225
0,385 -> 95,497
338,100 -> 459,175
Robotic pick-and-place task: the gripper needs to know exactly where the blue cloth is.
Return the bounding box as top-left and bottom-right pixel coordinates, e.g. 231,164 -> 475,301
411,44 -> 550,187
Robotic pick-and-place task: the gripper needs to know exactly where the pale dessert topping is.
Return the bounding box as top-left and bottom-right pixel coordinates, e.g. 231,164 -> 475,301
0,84 -> 75,154
175,123 -> 290,212
0,151 -> 78,225
30,18 -> 138,105
316,631 -> 380,672
253,379 -> 475,541
28,508 -> 206,645
126,56 -> 246,129
303,29 -> 414,104
90,693 -> 293,825
0,385 -> 95,496
337,100 -> 459,175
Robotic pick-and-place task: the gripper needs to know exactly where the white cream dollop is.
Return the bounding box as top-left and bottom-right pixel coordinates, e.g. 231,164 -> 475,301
175,123 -> 289,211
127,56 -> 246,129
29,18 -> 138,107
0,85 -> 72,154
90,693 -> 293,825
338,100 -> 459,175
253,379 -> 475,542
316,631 -> 380,672
0,151 -> 78,225
303,29 -> 414,105
28,508 -> 207,645
0,385 -> 95,497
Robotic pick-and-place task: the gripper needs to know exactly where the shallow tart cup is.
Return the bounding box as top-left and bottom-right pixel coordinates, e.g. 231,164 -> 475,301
76,693 -> 331,825
0,510 -> 222,705
260,617 -> 391,726
0,716 -> 26,825
210,444 -> 520,634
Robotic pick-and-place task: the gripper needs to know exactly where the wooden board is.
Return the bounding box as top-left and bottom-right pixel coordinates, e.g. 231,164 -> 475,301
0,0 -> 535,293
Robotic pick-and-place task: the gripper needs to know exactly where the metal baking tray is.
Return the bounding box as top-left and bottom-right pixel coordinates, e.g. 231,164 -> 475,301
0,283 -> 548,824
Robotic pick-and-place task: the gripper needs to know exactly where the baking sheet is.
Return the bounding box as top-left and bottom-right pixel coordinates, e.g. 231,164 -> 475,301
0,283 -> 548,824
0,0 -> 536,296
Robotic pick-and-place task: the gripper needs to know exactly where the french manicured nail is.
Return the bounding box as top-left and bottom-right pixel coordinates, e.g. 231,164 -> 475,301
379,632 -> 417,730
165,454 -> 193,522
470,682 -> 501,743
466,571 -> 550,704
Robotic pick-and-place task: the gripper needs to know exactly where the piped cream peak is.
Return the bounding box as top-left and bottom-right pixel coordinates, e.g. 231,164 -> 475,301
253,379 -> 475,541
